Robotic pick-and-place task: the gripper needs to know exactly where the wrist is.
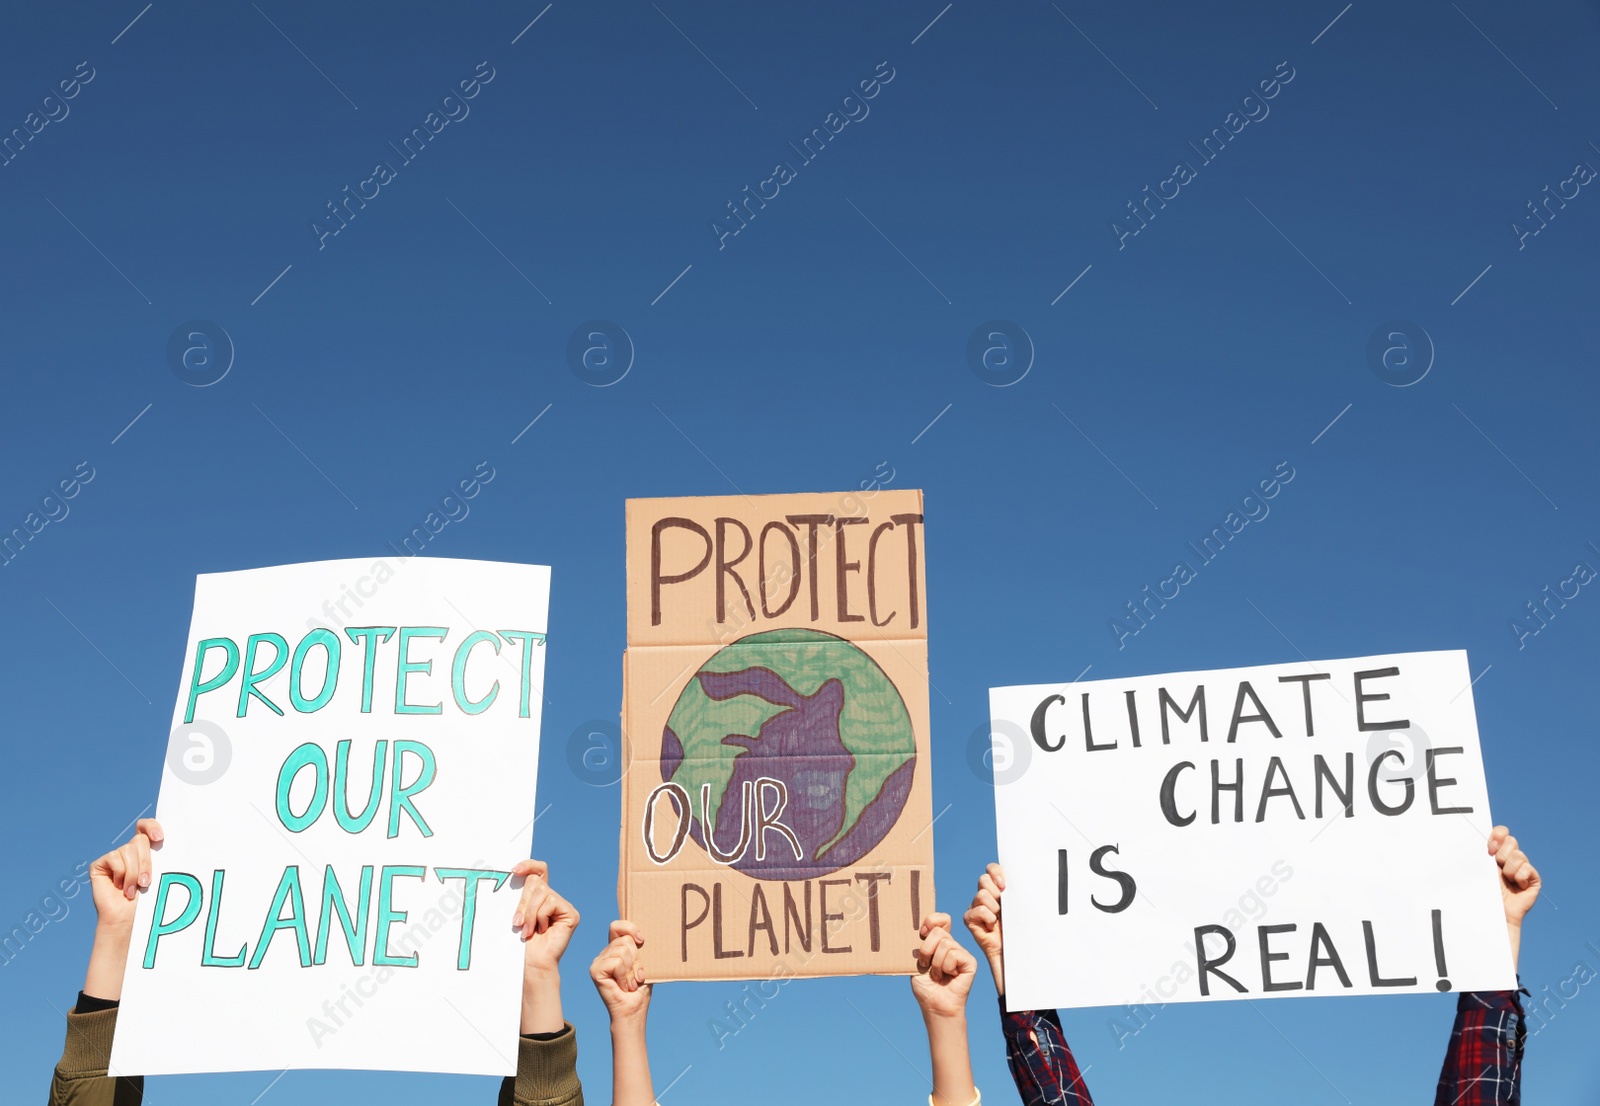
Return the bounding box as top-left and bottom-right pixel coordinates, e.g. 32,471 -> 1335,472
921,1005 -> 970,1027
84,927 -> 133,1002
609,1007 -> 650,1035
520,969 -> 563,1034
87,922 -> 133,962
523,965 -> 560,993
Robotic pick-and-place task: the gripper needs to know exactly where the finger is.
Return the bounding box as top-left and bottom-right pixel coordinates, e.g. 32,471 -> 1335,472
592,942 -> 634,977
510,859 -> 549,926
966,905 -> 997,931
511,858 -> 549,880
518,888 -> 549,938
525,894 -> 550,939
1494,836 -> 1519,868
919,912 -> 952,939
609,919 -> 645,946
987,863 -> 1006,891
972,887 -> 1000,914
916,928 -> 945,970
131,835 -> 152,892
556,893 -> 580,931
104,851 -> 128,893
117,844 -> 141,900
608,944 -> 637,990
591,954 -> 623,983
135,818 -> 164,846
512,879 -> 547,929
1487,826 -> 1509,853
1514,861 -> 1539,889
513,866 -> 549,894
534,890 -> 574,934
928,933 -> 965,982
940,944 -> 965,980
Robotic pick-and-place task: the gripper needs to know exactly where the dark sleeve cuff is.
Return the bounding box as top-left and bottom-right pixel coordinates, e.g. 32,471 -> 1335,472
75,991 -> 120,1015
998,991 -> 1024,1030
1458,988 -> 1525,1015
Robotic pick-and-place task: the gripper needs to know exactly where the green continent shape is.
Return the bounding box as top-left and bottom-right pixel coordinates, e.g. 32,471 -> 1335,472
664,628 -> 915,854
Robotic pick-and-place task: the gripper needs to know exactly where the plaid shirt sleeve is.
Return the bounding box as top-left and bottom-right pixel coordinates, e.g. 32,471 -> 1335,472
1433,986 -> 1529,1106
998,997 -> 1094,1106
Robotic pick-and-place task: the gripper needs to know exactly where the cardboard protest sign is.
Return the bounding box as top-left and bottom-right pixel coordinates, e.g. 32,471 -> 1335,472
111,558 -> 549,1076
620,491 -> 934,981
989,650 -> 1515,1014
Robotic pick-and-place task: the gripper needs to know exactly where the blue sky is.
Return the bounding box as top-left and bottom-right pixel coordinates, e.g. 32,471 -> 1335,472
3,1 -> 1598,1102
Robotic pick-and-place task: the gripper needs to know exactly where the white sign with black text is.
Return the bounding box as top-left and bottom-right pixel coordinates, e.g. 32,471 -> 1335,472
989,651 -> 1513,1012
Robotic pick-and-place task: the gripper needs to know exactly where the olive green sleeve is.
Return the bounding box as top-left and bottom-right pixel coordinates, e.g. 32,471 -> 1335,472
497,1022 -> 584,1106
48,1006 -> 143,1106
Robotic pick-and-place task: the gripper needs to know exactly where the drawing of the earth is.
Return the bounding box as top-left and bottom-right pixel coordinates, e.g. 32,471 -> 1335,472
661,628 -> 917,881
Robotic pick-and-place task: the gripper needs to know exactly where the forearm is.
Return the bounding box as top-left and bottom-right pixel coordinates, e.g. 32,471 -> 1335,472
1001,1001 -> 1095,1106
924,1012 -> 977,1106
1507,921 -> 1521,973
83,923 -> 133,1001
1433,989 -> 1525,1106
520,969 -> 563,1034
610,1017 -> 655,1106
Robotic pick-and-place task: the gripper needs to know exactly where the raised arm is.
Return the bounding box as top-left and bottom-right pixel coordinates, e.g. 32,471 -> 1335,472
909,912 -> 980,1106
48,819 -> 162,1106
499,859 -> 583,1106
1432,826 -> 1539,1106
589,920 -> 654,1106
963,863 -> 1094,1106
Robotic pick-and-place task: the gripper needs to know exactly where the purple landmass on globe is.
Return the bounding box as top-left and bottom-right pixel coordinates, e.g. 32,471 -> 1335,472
672,665 -> 915,880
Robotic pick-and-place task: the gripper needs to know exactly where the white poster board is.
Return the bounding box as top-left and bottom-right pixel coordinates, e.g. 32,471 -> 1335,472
989,650 -> 1514,1013
111,557 -> 550,1075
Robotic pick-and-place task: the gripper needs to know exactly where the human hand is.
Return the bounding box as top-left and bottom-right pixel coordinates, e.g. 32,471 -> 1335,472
84,819 -> 163,1000
1488,826 -> 1540,925
962,863 -> 1005,994
89,819 -> 163,931
590,921 -> 651,1028
1487,826 -> 1539,972
510,859 -> 578,1034
510,859 -> 580,975
909,913 -> 977,1021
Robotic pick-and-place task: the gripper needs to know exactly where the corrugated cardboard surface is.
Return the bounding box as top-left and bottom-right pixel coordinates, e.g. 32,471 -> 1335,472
621,490 -> 934,981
